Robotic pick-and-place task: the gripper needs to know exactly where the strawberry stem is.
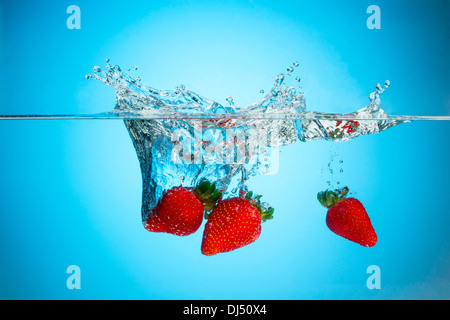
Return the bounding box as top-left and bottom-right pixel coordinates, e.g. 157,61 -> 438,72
317,186 -> 349,208
194,178 -> 222,214
245,191 -> 274,223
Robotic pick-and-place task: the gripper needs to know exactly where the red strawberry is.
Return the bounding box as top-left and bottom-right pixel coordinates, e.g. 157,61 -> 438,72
201,192 -> 274,256
145,179 -> 222,236
317,186 -> 377,247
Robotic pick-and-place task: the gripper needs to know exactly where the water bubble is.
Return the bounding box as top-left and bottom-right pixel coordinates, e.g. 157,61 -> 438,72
287,66 -> 294,75
295,76 -> 301,82
93,66 -> 102,72
293,61 -> 299,67
260,89 -> 265,94
105,58 -> 110,63
384,80 -> 390,88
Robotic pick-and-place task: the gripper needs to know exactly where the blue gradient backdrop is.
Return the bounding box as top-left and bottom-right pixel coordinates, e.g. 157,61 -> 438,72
0,0 -> 449,299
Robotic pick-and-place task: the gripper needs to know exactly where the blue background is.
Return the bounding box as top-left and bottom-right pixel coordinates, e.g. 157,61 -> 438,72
0,0 -> 449,299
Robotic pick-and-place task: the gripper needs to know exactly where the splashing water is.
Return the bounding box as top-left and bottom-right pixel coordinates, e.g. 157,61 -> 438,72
86,60 -> 406,224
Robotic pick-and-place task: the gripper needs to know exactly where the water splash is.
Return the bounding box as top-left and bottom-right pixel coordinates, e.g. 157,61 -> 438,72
86,59 -> 406,224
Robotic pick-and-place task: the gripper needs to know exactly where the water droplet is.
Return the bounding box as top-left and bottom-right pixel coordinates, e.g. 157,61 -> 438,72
105,58 -> 110,63
339,169 -> 343,173
369,92 -> 377,101
376,83 -> 382,91
384,80 -> 390,88
339,160 -> 343,164
136,77 -> 141,82
277,73 -> 285,83
93,66 -> 102,72
271,73 -> 285,96
226,96 -> 234,106
260,89 -> 264,94
133,65 -> 138,71
295,76 -> 301,82
293,61 -> 299,67
287,66 -> 294,75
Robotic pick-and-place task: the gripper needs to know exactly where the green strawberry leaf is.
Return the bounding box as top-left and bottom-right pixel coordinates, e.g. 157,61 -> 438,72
317,186 -> 349,208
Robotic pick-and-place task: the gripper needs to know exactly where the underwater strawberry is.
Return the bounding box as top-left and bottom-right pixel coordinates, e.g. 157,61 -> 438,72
144,179 -> 222,236
201,191 -> 274,256
317,186 -> 377,247
327,119 -> 360,139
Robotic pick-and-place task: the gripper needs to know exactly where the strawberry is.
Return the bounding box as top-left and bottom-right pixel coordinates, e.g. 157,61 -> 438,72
144,179 -> 222,236
201,191 -> 274,256
317,186 -> 377,247
327,119 -> 360,138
